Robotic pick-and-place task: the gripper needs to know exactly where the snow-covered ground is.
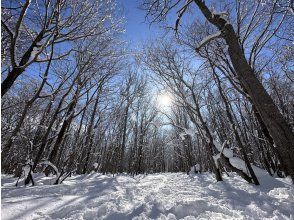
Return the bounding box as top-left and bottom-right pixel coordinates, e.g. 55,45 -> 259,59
1,172 -> 294,220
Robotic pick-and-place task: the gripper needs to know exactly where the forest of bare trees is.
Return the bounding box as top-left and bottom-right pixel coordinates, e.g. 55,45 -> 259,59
1,0 -> 293,187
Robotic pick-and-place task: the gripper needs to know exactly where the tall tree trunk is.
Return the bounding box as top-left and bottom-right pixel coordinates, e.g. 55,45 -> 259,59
194,0 -> 294,182
2,47 -> 54,167
32,81 -> 75,170
212,69 -> 259,185
48,99 -> 76,165
119,104 -> 129,173
2,29 -> 48,97
188,100 -> 223,182
1,67 -> 23,96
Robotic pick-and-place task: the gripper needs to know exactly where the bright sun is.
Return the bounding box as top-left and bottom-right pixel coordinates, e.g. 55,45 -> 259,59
157,94 -> 172,108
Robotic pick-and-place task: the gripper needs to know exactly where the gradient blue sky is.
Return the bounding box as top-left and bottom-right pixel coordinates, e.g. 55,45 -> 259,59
117,0 -> 162,47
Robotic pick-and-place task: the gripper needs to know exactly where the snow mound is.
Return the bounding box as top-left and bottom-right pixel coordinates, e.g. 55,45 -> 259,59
2,172 -> 294,219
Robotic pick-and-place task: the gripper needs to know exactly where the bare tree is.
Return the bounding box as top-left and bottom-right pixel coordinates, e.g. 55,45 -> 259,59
1,0 -> 122,96
142,0 -> 294,182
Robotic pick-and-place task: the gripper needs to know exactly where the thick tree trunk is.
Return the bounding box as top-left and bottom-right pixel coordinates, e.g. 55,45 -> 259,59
32,86 -> 73,171
194,0 -> 294,182
47,84 -> 80,168
223,27 -> 294,182
48,111 -> 74,165
2,30 -> 47,97
252,105 -> 288,176
1,67 -> 23,96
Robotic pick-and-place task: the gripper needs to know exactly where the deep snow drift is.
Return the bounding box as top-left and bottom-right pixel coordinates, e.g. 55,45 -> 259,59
1,172 -> 294,220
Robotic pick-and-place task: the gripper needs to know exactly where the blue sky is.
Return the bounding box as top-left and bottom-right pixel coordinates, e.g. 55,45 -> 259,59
117,0 -> 162,47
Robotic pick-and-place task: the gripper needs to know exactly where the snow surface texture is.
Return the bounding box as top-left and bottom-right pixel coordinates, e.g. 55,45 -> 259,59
2,172 -> 294,220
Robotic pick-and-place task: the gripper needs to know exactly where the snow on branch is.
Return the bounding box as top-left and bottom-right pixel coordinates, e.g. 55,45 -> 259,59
214,140 -> 233,158
212,10 -> 229,20
175,0 -> 193,33
196,31 -> 222,52
179,128 -> 195,140
15,158 -> 35,187
40,160 -> 60,176
213,139 -> 252,181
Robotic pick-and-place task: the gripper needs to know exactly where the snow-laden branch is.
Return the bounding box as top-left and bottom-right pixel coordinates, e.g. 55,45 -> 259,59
195,31 -> 221,52
179,128 -> 195,140
212,11 -> 229,20
214,140 -> 233,158
175,0 -> 193,33
15,158 -> 35,186
40,160 -> 60,176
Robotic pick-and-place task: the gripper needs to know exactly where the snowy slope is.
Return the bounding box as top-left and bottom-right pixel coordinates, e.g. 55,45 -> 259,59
1,172 -> 294,220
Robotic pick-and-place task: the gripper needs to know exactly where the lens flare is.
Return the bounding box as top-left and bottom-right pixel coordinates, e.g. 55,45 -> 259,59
157,94 -> 172,108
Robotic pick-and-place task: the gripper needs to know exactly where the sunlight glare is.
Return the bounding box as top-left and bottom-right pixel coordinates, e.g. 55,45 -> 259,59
157,94 -> 172,108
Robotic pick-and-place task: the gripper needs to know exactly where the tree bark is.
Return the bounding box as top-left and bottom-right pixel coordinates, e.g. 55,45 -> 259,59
1,67 -> 23,96
212,69 -> 259,185
119,104 -> 129,173
219,154 -> 252,183
194,0 -> 294,182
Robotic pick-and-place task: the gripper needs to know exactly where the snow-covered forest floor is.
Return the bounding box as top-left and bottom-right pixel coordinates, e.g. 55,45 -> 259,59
2,171 -> 293,220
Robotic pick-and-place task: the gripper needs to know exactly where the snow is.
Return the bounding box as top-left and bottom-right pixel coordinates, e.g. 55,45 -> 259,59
213,140 -> 256,175
190,166 -> 195,174
184,128 -> 194,137
28,46 -> 41,63
212,11 -> 229,20
195,164 -> 200,171
2,172 -> 293,220
15,158 -> 34,186
189,164 -> 200,175
197,31 -> 221,50
213,140 -> 233,158
179,132 -> 186,140
179,128 -> 195,140
93,162 -> 99,169
18,165 -> 32,185
41,160 -> 60,176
